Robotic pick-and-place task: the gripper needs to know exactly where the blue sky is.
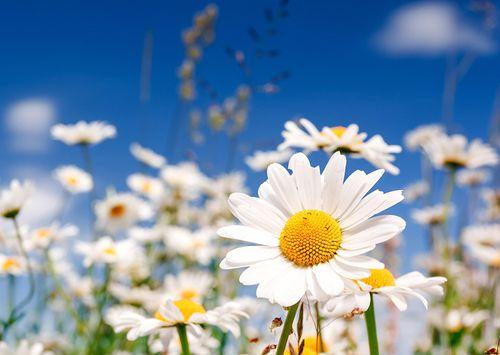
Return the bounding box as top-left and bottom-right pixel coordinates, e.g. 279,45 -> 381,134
0,0 -> 498,272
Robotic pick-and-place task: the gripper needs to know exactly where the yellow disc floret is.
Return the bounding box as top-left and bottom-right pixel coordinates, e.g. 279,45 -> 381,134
284,335 -> 329,355
280,210 -> 342,267
180,288 -> 198,301
361,268 -> 396,289
155,299 -> 206,324
331,126 -> 347,137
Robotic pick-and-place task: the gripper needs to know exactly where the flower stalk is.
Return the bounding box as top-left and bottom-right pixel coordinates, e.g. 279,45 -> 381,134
364,293 -> 380,355
177,324 -> 191,355
276,302 -> 300,355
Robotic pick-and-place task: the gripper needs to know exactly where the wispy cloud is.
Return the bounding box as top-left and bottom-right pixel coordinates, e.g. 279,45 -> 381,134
374,2 -> 496,56
5,98 -> 56,153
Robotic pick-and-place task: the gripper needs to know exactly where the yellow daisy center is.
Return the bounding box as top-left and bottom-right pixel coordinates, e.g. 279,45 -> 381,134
141,181 -> 152,193
36,228 -> 52,239
109,204 -> 126,218
330,126 -> 347,137
361,268 -> 396,289
284,335 -> 329,355
155,299 -> 206,323
66,176 -> 79,186
103,246 -> 117,256
1,258 -> 20,272
279,210 -> 342,267
180,288 -> 198,300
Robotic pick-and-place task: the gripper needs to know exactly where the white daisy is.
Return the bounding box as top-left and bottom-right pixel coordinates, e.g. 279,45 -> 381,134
53,165 -> 93,193
456,169 -> 490,187
127,173 -> 165,200
164,227 -> 216,265
278,118 -> 333,152
0,254 -> 25,275
357,134 -> 401,175
245,149 -> 293,171
130,143 -> 166,168
51,120 -> 116,145
324,269 -> 446,317
27,223 -> 78,250
480,189 -> 500,221
0,340 -> 49,355
203,172 -> 248,198
0,180 -> 34,219
218,152 -> 405,306
412,204 -> 454,226
428,307 -> 489,333
75,236 -> 136,267
160,162 -> 209,199
128,225 -> 166,243
403,124 -> 444,151
423,133 -> 498,170
152,327 -> 218,355
95,193 -> 153,232
163,270 -> 214,303
403,181 -> 429,203
463,224 -> 500,267
112,298 -> 248,340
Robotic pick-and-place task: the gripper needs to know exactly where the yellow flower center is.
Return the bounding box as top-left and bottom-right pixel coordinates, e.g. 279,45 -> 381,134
66,176 -> 79,186
109,204 -> 126,218
284,335 -> 329,355
180,288 -> 198,300
279,210 -> 342,267
141,181 -> 152,193
36,228 -> 52,239
1,258 -> 20,272
330,126 -> 347,137
155,299 -> 206,323
361,268 -> 396,289
103,247 -> 117,256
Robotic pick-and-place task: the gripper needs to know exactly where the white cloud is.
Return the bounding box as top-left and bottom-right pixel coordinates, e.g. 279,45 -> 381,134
5,98 -> 56,152
374,2 -> 496,55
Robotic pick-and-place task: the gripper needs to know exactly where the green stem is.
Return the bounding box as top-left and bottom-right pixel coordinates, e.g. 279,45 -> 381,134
314,302 -> 325,352
7,275 -> 15,316
364,294 -> 379,355
276,302 -> 300,355
177,324 -> 191,355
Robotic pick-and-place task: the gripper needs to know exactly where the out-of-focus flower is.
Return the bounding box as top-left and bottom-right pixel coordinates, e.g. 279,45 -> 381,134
219,152 -> 405,306
53,165 -> 93,194
27,223 -> 78,250
163,270 -> 214,303
95,193 -> 153,232
325,269 -> 446,317
164,227 -> 216,265
404,124 -> 444,151
412,204 -> 454,226
456,169 -> 490,187
112,298 -> 247,340
0,340 -> 50,355
76,236 -> 140,268
127,174 -> 165,200
403,181 -> 429,203
245,149 -> 293,171
128,225 -> 165,243
480,189 -> 500,221
51,121 -> 116,145
463,224 -> 500,267
161,162 -> 208,199
428,307 -> 489,333
0,254 -> 25,275
130,143 -> 166,169
0,180 -> 34,219
203,172 -> 247,198
423,133 -> 498,170
278,119 -> 401,174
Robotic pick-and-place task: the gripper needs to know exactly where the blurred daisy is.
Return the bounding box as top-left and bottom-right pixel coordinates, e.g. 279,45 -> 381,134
278,118 -> 333,152
161,162 -> 208,199
204,172 -> 248,197
95,193 -> 153,232
412,204 -> 454,226
27,223 -> 78,250
112,298 -> 247,340
164,227 -> 216,265
127,174 -> 165,200
53,165 -> 93,194
75,236 -> 137,267
481,189 -> 500,221
0,254 -> 25,275
130,143 -> 166,169
428,307 -> 489,333
128,225 -> 165,243
219,152 -> 405,306
163,270 -> 214,303
0,180 -> 34,219
152,327 -> 218,355
423,133 -> 498,170
456,169 -> 489,187
463,224 -> 500,267
0,340 -> 49,355
358,134 -> 401,175
403,181 -> 429,203
51,121 -> 116,145
327,269 -> 446,317
245,149 -> 293,171
403,124 -> 444,151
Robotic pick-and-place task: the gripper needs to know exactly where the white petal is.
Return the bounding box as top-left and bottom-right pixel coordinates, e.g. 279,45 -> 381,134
267,163 -> 302,214
329,259 -> 370,279
218,225 -> 279,246
288,153 -> 322,210
313,262 -> 344,296
321,152 -> 346,214
335,255 -> 384,269
223,246 -> 281,268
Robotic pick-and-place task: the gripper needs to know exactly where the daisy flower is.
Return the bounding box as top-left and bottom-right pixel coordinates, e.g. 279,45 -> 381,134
163,270 -> 214,303
480,188 -> 500,221
53,165 -> 93,194
245,149 -> 293,171
51,121 -> 116,145
412,204 -> 454,226
463,224 -> 500,267
0,180 -> 34,219
112,298 -> 248,340
403,181 -> 429,203
203,172 -> 248,198
0,254 -> 25,275
324,269 -> 446,317
218,152 -> 405,306
95,193 -> 153,232
130,143 -> 166,169
278,118 -> 333,152
75,236 -> 137,267
164,227 -> 216,265
127,173 -> 165,200
27,223 -> 78,250
456,169 -> 490,187
128,225 -> 166,243
403,124 -> 444,151
423,133 -> 498,170
0,340 -> 49,355
160,162 -> 209,199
